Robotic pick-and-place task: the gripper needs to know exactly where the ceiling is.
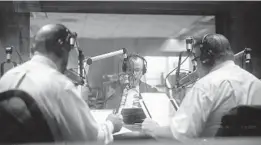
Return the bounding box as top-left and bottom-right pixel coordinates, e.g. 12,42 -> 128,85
30,12 -> 215,39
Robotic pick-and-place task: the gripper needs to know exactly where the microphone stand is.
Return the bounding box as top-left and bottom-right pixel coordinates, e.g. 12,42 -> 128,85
84,48 -> 128,110
78,49 -> 85,85
84,48 -> 127,87
1,61 -> 17,77
175,52 -> 183,88
1,47 -> 17,77
70,32 -> 86,86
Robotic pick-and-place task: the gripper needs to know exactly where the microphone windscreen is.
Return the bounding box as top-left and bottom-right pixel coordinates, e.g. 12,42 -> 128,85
186,37 -> 194,52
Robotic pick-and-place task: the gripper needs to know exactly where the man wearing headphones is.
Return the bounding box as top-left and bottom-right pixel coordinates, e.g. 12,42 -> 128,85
0,24 -> 123,143
141,34 -> 261,141
105,54 -> 158,109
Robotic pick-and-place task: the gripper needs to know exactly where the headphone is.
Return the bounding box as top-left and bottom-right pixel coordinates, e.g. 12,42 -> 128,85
199,34 -> 216,67
51,28 -> 75,58
56,29 -> 76,50
199,33 -> 230,67
122,54 -> 147,75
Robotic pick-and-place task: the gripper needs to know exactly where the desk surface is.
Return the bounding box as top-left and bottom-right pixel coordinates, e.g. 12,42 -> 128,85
90,109 -> 154,140
113,124 -> 155,141
22,138 -> 261,145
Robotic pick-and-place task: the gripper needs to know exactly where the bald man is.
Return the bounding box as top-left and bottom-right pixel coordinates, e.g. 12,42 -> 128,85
0,24 -> 123,143
142,34 -> 261,141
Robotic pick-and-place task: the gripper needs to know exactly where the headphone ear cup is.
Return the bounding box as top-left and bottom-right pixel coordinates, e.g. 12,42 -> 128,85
200,49 -> 214,66
58,39 -> 64,45
141,57 -> 147,75
143,66 -> 147,75
142,60 -> 147,75
200,46 -> 207,63
122,63 -> 127,72
122,57 -> 128,72
200,39 -> 214,66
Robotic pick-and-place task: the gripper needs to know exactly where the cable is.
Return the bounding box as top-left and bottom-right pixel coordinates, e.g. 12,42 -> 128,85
83,67 -> 90,87
14,46 -> 24,64
179,80 -> 197,89
164,55 -> 189,90
17,22 -> 24,64
180,69 -> 191,72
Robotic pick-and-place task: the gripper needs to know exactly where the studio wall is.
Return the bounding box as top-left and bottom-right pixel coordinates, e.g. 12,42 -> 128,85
1,1 -> 261,81
0,12 -> 30,72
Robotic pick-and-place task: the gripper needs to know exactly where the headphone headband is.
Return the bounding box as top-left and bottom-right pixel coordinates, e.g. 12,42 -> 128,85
201,34 -> 211,45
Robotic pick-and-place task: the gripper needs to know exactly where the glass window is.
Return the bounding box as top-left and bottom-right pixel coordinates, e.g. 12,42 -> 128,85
143,56 -> 192,88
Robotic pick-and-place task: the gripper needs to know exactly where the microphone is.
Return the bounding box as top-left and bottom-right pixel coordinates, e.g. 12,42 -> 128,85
86,48 -> 127,65
175,37 -> 194,88
245,48 -> 251,63
186,37 -> 194,53
1,47 -> 17,77
70,32 -> 77,47
6,47 -> 13,62
244,48 -> 253,73
186,37 -> 197,70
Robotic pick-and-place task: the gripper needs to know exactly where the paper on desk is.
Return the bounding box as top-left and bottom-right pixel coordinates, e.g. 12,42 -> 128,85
140,93 -> 176,126
113,127 -> 132,135
90,109 -> 132,135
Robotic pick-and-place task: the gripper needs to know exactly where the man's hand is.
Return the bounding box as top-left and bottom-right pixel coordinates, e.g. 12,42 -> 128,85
142,118 -> 160,137
106,113 -> 123,133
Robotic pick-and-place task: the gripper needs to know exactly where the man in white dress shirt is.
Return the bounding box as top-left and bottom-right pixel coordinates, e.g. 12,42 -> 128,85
0,24 -> 123,143
141,34 -> 261,141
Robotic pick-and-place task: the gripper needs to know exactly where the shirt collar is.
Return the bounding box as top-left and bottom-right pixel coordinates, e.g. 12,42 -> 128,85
30,54 -> 59,71
210,60 -> 235,73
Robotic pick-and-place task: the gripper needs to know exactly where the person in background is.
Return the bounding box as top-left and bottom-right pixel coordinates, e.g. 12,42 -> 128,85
105,54 -> 158,109
141,34 -> 261,141
0,24 -> 123,143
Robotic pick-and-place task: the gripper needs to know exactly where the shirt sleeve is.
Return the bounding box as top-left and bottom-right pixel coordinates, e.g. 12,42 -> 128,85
56,81 -> 114,143
169,86 -> 213,141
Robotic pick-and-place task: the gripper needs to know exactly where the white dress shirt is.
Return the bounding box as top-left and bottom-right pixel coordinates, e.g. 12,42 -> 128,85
169,60 -> 261,141
0,54 -> 114,144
